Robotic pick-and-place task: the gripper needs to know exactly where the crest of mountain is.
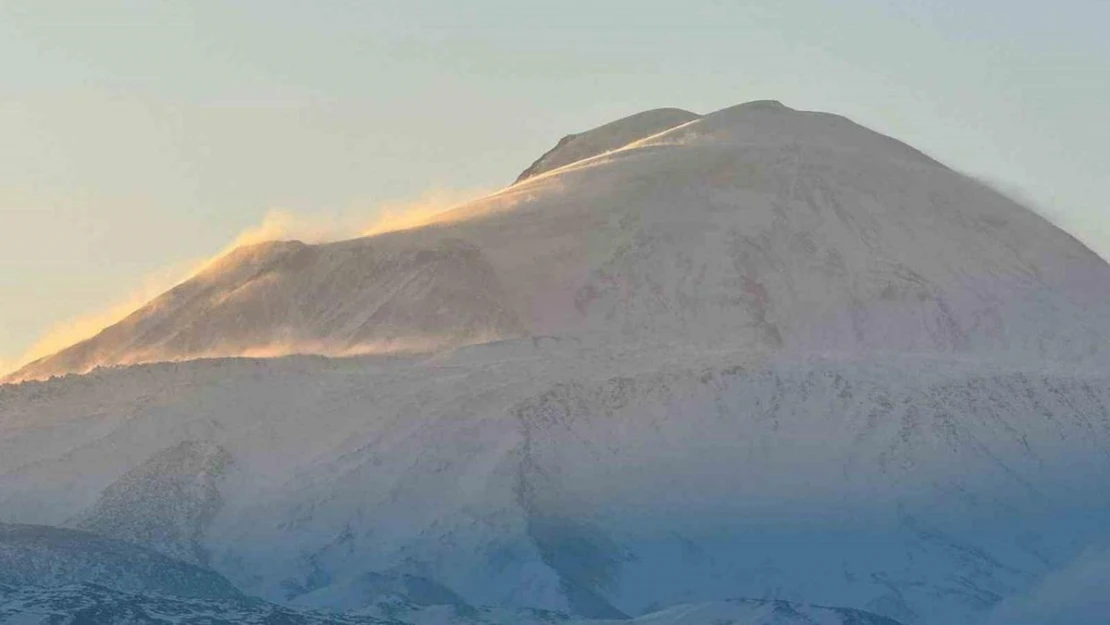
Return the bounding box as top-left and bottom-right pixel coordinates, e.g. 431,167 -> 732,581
8,100 -> 1109,383
1,101 -> 1109,625
514,107 -> 701,182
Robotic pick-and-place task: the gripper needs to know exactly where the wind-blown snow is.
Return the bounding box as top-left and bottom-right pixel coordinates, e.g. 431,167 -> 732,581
9,238 -> 523,381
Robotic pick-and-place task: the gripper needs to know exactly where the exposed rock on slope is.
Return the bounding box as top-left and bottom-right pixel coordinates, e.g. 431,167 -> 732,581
0,523 -> 242,600
75,440 -> 230,565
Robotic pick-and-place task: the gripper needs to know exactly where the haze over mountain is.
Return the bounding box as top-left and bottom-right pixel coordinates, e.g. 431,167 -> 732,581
2,101 -> 1109,625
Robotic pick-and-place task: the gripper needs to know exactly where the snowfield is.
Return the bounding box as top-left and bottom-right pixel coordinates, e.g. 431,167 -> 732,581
1,101 -> 1109,625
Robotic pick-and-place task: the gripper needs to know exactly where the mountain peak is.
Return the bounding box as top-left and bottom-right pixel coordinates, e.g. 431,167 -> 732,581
514,101 -> 801,184
9,100 -> 1110,383
514,107 -> 700,183
717,99 -> 792,112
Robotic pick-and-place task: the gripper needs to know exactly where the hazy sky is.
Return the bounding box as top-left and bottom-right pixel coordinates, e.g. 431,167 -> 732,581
1,1 -> 1107,370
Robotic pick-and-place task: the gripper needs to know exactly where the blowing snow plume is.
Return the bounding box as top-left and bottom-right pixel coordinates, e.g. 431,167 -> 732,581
191,189 -> 488,276
6,257 -> 203,376
360,188 -> 488,236
4,189 -> 499,383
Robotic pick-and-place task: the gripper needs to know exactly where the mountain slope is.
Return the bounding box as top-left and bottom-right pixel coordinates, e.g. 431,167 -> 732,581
9,100 -> 1110,383
74,439 -> 231,566
0,524 -> 241,600
1,350 -> 1108,624
0,521 -> 906,624
2,101 -> 1109,625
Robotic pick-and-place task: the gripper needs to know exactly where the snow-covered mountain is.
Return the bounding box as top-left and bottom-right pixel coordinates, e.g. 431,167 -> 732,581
1,101 -> 1109,625
9,100 -> 1109,382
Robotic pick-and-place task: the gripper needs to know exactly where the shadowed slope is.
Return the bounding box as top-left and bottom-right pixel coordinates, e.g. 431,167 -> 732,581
0,523 -> 242,600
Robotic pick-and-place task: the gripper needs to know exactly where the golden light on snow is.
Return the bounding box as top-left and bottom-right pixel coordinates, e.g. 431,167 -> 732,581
359,188 -> 489,237
10,258 -> 200,372
6,188 -> 493,377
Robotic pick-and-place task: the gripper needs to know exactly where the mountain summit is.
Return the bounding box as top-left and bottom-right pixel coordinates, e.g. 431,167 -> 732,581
10,101 -> 1109,382
514,107 -> 701,182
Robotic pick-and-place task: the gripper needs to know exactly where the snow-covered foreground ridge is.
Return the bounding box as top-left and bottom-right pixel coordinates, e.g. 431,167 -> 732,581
1,101 -> 1109,625
1,350 -> 1109,624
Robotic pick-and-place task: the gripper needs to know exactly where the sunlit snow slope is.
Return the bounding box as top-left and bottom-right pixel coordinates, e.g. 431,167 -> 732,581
10,100 -> 1109,382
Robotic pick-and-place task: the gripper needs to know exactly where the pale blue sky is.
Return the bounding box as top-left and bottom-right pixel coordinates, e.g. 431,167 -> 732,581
1,1 -> 1107,369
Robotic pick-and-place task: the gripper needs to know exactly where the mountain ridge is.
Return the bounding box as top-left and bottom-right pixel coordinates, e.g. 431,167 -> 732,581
514,107 -> 701,183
